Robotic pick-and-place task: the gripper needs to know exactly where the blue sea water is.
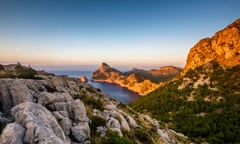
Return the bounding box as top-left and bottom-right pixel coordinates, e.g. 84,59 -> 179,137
48,71 -> 140,103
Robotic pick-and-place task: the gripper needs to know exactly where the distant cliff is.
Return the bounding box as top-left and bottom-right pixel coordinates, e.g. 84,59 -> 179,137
92,63 -> 182,95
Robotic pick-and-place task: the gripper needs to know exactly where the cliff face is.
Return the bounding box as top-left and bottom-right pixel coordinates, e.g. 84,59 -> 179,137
92,63 -> 181,95
183,19 -> 240,74
0,64 -> 188,144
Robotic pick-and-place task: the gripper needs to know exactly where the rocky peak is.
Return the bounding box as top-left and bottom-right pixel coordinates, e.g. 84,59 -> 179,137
99,62 -> 120,73
183,18 -> 240,74
99,62 -> 110,71
80,75 -> 88,83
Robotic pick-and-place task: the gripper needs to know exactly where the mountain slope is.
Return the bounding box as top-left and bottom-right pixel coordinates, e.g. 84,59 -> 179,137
130,19 -> 240,143
92,63 -> 181,95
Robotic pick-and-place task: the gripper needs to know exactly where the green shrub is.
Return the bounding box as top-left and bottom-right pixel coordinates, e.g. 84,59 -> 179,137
90,116 -> 106,134
133,128 -> 153,144
102,130 -> 134,144
74,94 -> 104,111
44,84 -> 57,93
0,64 -> 4,70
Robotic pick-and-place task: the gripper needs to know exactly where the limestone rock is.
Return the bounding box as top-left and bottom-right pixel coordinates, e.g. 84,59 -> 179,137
52,111 -> 72,136
183,18 -> 240,75
0,79 -> 34,113
106,117 -> 121,129
11,102 -> 67,144
67,99 -> 88,122
0,123 -> 25,144
38,92 -> 72,106
110,110 -> 130,131
126,115 -> 138,128
70,122 -> 90,143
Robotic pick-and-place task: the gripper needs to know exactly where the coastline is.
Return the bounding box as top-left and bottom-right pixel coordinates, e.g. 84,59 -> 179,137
90,79 -> 141,96
91,78 -> 159,96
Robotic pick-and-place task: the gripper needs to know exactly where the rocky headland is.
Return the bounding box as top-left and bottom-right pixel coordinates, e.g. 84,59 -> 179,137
92,63 -> 181,95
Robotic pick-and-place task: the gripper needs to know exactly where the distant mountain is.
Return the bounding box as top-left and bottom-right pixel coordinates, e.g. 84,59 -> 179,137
131,19 -> 240,143
92,63 -> 181,95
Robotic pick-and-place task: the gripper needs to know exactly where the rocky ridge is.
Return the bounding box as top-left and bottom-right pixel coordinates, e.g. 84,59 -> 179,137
183,18 -> 240,74
0,64 -> 188,144
92,63 -> 181,95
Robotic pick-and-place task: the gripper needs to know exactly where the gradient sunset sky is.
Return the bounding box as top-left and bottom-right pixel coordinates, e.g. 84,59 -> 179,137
1,0 -> 240,70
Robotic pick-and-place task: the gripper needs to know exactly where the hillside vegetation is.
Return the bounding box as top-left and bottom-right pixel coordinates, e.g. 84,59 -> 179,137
131,18 -> 240,143
131,61 -> 240,143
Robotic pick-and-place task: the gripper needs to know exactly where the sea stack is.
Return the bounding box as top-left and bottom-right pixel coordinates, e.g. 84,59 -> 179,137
80,75 -> 88,82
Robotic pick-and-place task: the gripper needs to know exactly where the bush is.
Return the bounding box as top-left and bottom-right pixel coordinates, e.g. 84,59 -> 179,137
74,94 -> 104,111
0,64 -> 4,70
102,130 -> 134,144
134,128 -> 153,144
90,116 -> 106,134
44,84 -> 57,93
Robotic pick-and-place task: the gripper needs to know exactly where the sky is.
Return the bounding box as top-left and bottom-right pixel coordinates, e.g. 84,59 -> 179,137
0,0 -> 240,71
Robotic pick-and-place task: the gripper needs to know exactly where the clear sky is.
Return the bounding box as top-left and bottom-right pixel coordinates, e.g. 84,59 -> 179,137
1,0 -> 240,70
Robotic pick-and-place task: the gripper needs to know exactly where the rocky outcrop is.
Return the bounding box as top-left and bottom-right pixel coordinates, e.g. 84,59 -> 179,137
0,123 -> 25,144
0,76 -> 90,144
12,102 -> 67,144
0,64 -> 188,143
80,75 -> 88,83
183,19 -> 240,74
92,63 -> 181,95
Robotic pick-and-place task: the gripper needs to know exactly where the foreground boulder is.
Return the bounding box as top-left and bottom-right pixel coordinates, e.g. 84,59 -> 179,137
0,123 -> 25,144
11,102 -> 66,144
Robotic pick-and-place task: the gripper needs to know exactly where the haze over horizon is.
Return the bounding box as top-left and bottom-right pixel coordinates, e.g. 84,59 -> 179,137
1,0 -> 240,71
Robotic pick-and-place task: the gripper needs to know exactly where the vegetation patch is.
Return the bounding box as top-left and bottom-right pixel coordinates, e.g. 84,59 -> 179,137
73,94 -> 104,111
44,84 -> 57,93
101,130 -> 134,144
130,62 -> 240,143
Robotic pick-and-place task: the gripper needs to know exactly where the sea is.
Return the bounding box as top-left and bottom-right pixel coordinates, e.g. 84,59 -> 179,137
48,71 -> 140,103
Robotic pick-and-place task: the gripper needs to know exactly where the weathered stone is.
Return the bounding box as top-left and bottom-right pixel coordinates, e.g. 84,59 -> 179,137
67,100 -> 88,122
126,115 -> 138,128
38,92 -> 72,106
0,123 -> 25,144
106,117 -> 121,130
11,102 -> 67,144
10,80 -> 34,105
111,110 -> 130,131
0,79 -> 34,113
70,122 -> 90,143
52,111 -> 72,135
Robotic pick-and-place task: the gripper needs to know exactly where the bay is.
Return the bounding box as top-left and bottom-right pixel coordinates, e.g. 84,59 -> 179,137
48,71 -> 140,103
